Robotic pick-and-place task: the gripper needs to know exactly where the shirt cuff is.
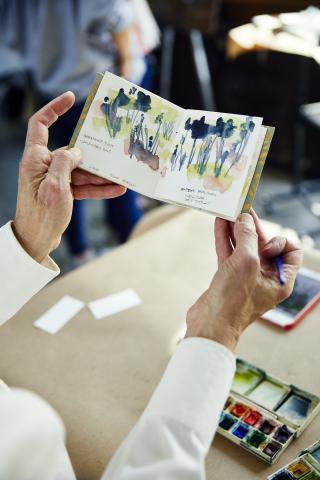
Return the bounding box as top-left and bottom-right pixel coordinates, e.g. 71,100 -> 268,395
0,380 -> 9,392
0,222 -> 60,325
143,337 -> 236,449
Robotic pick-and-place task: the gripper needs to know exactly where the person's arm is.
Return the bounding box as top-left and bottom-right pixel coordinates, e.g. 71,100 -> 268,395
112,26 -> 135,79
102,338 -> 235,480
0,92 -> 126,325
101,213 -> 302,480
0,222 -> 59,325
0,388 -> 76,480
102,0 -> 136,79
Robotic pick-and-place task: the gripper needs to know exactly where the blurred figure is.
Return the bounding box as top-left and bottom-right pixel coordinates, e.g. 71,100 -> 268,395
0,0 -> 159,266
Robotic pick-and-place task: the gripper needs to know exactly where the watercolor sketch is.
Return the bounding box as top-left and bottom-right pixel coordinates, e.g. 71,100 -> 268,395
169,114 -> 256,194
90,85 -> 179,172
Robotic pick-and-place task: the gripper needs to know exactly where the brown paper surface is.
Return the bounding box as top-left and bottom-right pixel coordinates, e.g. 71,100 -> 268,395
0,210 -> 319,479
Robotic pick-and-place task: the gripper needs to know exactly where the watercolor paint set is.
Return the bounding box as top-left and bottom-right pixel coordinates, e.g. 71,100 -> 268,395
217,359 -> 320,464
268,439 -> 320,479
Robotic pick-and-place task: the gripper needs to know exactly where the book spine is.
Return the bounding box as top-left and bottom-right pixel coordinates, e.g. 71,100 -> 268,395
241,126 -> 275,213
69,73 -> 104,148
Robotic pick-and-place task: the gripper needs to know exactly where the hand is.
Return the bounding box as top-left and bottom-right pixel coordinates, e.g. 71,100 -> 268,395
186,210 -> 302,352
71,168 -> 126,200
119,57 -> 134,80
13,92 -> 126,263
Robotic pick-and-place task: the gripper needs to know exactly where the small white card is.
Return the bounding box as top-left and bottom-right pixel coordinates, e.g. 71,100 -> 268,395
33,295 -> 85,334
88,289 -> 141,320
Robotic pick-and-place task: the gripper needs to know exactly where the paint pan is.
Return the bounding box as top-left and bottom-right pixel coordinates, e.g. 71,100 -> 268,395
276,395 -> 311,425
287,460 -> 311,478
263,441 -> 282,460
232,422 -> 250,439
273,425 -> 294,444
247,379 -> 289,410
271,472 -> 295,480
268,439 -> 320,479
246,430 -> 266,448
312,446 -> 320,463
232,360 -> 264,395
259,419 -> 277,435
217,359 -> 320,464
230,403 -> 249,418
243,410 -> 262,426
219,413 -> 237,431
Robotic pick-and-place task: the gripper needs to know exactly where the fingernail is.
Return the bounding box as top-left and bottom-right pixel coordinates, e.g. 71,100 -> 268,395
238,213 -> 254,225
68,147 -> 82,159
64,90 -> 75,99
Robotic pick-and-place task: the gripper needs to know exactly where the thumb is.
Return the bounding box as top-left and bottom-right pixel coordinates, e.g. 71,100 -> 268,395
233,213 -> 258,257
48,147 -> 82,184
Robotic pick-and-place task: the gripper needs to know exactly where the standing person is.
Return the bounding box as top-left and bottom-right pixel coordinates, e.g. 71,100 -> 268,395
0,0 -> 159,266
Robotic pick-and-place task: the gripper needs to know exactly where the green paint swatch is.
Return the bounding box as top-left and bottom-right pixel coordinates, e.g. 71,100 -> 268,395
232,365 -> 263,395
246,430 -> 267,448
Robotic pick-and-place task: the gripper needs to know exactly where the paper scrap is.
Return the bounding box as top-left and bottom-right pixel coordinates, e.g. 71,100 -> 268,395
33,295 -> 85,334
88,289 -> 141,320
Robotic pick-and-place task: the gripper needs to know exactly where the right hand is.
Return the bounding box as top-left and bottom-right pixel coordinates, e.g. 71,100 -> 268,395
186,211 -> 302,352
71,168 -> 127,200
13,92 -> 126,264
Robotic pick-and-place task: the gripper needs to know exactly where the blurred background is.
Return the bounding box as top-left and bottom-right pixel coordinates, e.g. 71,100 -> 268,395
1,0 -> 320,273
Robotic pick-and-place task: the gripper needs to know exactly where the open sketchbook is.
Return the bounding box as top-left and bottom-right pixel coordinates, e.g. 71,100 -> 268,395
70,71 -> 274,221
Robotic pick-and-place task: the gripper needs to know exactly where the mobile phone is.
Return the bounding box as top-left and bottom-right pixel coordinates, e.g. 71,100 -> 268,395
262,267 -> 320,330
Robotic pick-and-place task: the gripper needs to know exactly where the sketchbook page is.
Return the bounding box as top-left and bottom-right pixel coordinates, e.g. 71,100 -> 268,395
73,71 -> 184,198
154,110 -> 263,220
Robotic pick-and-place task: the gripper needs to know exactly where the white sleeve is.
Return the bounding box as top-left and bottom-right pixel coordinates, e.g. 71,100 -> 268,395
0,221 -> 60,325
0,388 -> 76,480
102,337 -> 236,480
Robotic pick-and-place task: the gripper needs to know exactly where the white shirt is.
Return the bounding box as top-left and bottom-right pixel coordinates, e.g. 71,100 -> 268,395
0,221 -> 236,480
0,0 -> 147,98
0,222 -> 59,325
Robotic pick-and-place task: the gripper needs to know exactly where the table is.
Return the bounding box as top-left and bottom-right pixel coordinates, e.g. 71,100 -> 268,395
0,209 -> 320,480
223,1 -> 311,27
227,23 -> 320,64
227,21 -> 320,234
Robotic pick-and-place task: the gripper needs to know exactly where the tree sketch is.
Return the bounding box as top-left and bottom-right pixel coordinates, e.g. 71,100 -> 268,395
99,87 -> 178,172
213,118 -> 235,178
98,87 -> 256,186
163,120 -> 175,141
224,118 -> 255,177
171,114 -> 256,188
185,116 -> 210,167
101,88 -> 130,138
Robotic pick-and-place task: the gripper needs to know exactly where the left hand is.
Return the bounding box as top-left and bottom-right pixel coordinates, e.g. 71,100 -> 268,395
186,210 -> 302,351
13,91 -> 126,263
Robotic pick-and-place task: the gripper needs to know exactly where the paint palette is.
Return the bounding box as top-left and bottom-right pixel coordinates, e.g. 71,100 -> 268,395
268,439 -> 320,479
217,359 -> 320,464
